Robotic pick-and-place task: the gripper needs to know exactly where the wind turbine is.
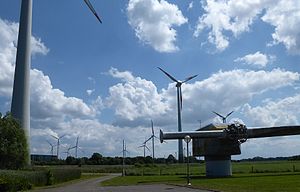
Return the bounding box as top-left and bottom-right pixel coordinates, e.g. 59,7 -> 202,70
46,140 -> 56,156
213,111 -> 234,123
139,138 -> 150,158
64,145 -> 76,157
144,120 -> 157,160
121,139 -> 129,176
158,67 -> 197,163
51,134 -> 66,159
10,0 -> 101,165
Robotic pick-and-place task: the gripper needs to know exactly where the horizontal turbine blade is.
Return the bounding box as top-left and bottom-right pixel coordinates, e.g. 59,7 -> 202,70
84,0 -> 102,23
247,125 -> 300,139
157,67 -> 178,83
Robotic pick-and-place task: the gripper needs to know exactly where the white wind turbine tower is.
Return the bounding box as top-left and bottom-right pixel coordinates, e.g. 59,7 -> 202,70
158,67 -> 197,163
11,0 -> 101,165
51,134 -> 66,159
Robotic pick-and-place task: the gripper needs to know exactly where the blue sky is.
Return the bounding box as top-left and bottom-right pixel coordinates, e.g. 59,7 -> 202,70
0,0 -> 300,159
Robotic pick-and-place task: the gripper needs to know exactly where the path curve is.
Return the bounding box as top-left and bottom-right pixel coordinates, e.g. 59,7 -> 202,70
32,174 -> 211,192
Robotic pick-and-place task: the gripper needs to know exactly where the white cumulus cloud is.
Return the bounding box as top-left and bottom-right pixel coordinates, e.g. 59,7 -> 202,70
0,19 -> 49,96
127,0 -> 188,52
262,1 -> 300,55
106,68 -> 299,128
106,67 -> 169,121
243,94 -> 300,127
194,0 -> 300,54
234,51 -> 275,68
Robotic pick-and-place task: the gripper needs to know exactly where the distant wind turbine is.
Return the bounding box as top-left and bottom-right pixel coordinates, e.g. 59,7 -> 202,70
72,136 -> 84,158
63,145 -> 76,157
46,140 -> 56,156
51,134 -> 66,159
158,67 -> 197,163
139,138 -> 150,158
213,111 -> 234,123
11,0 -> 102,165
122,139 -> 129,176
144,120 -> 158,160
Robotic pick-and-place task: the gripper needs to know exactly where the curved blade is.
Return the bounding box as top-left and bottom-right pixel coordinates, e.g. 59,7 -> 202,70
226,111 -> 234,118
182,74 -> 198,83
84,0 -> 102,23
157,67 -> 178,83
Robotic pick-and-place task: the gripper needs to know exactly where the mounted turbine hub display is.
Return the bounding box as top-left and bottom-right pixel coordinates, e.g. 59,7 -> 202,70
160,116 -> 300,177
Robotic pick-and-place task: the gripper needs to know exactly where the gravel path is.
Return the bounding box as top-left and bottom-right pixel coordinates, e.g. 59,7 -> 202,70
31,174 -> 211,192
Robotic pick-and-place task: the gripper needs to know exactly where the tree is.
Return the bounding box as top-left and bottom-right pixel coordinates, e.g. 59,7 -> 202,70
0,112 -> 29,169
166,154 -> 177,164
90,153 -> 103,164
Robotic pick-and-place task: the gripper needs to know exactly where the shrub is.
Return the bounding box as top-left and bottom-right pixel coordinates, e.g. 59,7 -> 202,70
0,113 -> 29,169
0,171 -> 32,191
50,168 -> 81,184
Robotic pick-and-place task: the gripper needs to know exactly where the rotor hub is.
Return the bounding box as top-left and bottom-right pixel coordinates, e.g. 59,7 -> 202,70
225,122 -> 248,143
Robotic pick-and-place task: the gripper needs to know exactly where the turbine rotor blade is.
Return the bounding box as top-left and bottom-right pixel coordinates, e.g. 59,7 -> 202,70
182,74 -> 198,83
157,67 -> 178,83
60,134 -> 66,139
212,111 -> 225,119
144,136 -> 152,144
226,111 -> 234,118
51,135 -> 59,140
145,145 -> 151,152
179,86 -> 183,110
151,120 -> 154,135
83,0 -> 102,23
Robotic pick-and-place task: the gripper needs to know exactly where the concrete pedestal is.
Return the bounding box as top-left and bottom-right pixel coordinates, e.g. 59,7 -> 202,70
205,155 -> 232,177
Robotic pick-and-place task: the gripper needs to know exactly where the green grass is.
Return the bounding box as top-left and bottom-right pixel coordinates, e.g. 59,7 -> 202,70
101,173 -> 300,192
101,161 -> 300,192
190,173 -> 300,192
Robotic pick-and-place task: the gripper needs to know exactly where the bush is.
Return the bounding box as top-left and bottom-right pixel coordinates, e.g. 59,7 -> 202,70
0,171 -> 32,191
0,113 -> 29,169
50,168 -> 81,184
0,168 -> 81,191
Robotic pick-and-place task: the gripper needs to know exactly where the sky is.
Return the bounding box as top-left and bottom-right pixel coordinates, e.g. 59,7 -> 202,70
0,0 -> 300,160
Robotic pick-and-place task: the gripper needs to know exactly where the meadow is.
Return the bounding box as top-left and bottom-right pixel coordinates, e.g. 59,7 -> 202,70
101,160 -> 300,192
1,160 -> 300,191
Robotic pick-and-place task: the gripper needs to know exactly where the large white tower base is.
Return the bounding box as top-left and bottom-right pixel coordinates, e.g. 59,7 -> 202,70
205,156 -> 232,177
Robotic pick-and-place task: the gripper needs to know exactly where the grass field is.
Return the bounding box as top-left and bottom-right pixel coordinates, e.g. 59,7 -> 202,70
101,161 -> 300,192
